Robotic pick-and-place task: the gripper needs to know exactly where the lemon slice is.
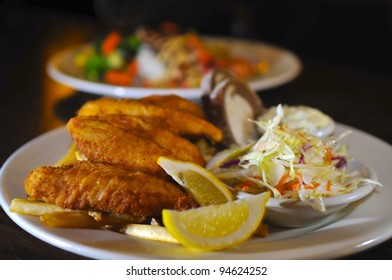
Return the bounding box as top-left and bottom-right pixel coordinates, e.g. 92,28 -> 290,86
157,156 -> 233,205
162,192 -> 270,251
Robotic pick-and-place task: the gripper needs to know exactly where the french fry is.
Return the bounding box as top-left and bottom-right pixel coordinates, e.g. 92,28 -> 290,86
11,198 -> 146,228
121,224 -> 179,244
40,211 -> 147,228
54,142 -> 78,166
10,198 -> 68,215
40,211 -> 105,228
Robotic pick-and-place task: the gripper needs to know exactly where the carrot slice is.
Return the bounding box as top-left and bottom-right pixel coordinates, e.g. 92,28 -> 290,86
127,59 -> 138,76
102,31 -> 122,55
104,70 -> 132,86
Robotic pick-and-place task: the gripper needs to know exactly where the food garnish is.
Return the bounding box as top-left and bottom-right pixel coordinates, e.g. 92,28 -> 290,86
157,156 -> 233,206
162,192 -> 270,251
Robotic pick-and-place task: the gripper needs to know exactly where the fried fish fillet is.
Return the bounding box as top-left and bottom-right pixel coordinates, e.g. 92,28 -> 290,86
77,114 -> 206,166
67,116 -> 173,176
140,94 -> 205,118
77,97 -> 223,143
24,161 -> 197,216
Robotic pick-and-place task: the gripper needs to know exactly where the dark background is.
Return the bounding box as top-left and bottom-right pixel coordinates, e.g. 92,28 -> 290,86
2,0 -> 392,76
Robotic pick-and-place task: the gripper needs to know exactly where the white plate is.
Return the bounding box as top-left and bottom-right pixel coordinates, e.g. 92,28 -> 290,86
1,123 -> 391,259
47,36 -> 302,99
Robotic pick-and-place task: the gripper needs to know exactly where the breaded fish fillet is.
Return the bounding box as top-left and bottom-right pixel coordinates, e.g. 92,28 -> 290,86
77,114 -> 206,166
77,97 -> 223,143
67,116 -> 172,176
24,161 -> 197,216
140,94 -> 205,118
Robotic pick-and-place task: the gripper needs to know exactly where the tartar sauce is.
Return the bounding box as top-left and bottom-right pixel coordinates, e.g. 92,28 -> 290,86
258,105 -> 335,137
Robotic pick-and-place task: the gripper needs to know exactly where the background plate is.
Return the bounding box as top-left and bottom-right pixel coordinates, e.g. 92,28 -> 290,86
47,36 -> 302,99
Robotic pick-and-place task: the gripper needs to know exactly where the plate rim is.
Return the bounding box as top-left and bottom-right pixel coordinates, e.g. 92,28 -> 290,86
46,36 -> 302,99
1,123 -> 391,260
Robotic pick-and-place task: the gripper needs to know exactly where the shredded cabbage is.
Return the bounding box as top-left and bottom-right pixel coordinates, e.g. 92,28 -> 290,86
208,104 -> 382,211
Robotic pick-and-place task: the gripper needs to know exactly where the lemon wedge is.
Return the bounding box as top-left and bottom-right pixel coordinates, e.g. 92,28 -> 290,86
162,192 -> 270,251
157,156 -> 233,206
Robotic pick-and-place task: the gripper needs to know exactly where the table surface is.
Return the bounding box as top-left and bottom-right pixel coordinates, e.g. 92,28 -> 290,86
1,3 -> 392,260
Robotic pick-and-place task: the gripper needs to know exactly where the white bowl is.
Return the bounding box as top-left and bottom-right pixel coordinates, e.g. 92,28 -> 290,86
239,161 -> 378,228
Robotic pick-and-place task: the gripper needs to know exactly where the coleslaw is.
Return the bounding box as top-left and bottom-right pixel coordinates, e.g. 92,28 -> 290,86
207,104 -> 382,211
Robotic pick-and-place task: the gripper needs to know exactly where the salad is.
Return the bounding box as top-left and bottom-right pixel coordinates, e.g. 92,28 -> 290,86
74,24 -> 269,88
207,104 -> 381,211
